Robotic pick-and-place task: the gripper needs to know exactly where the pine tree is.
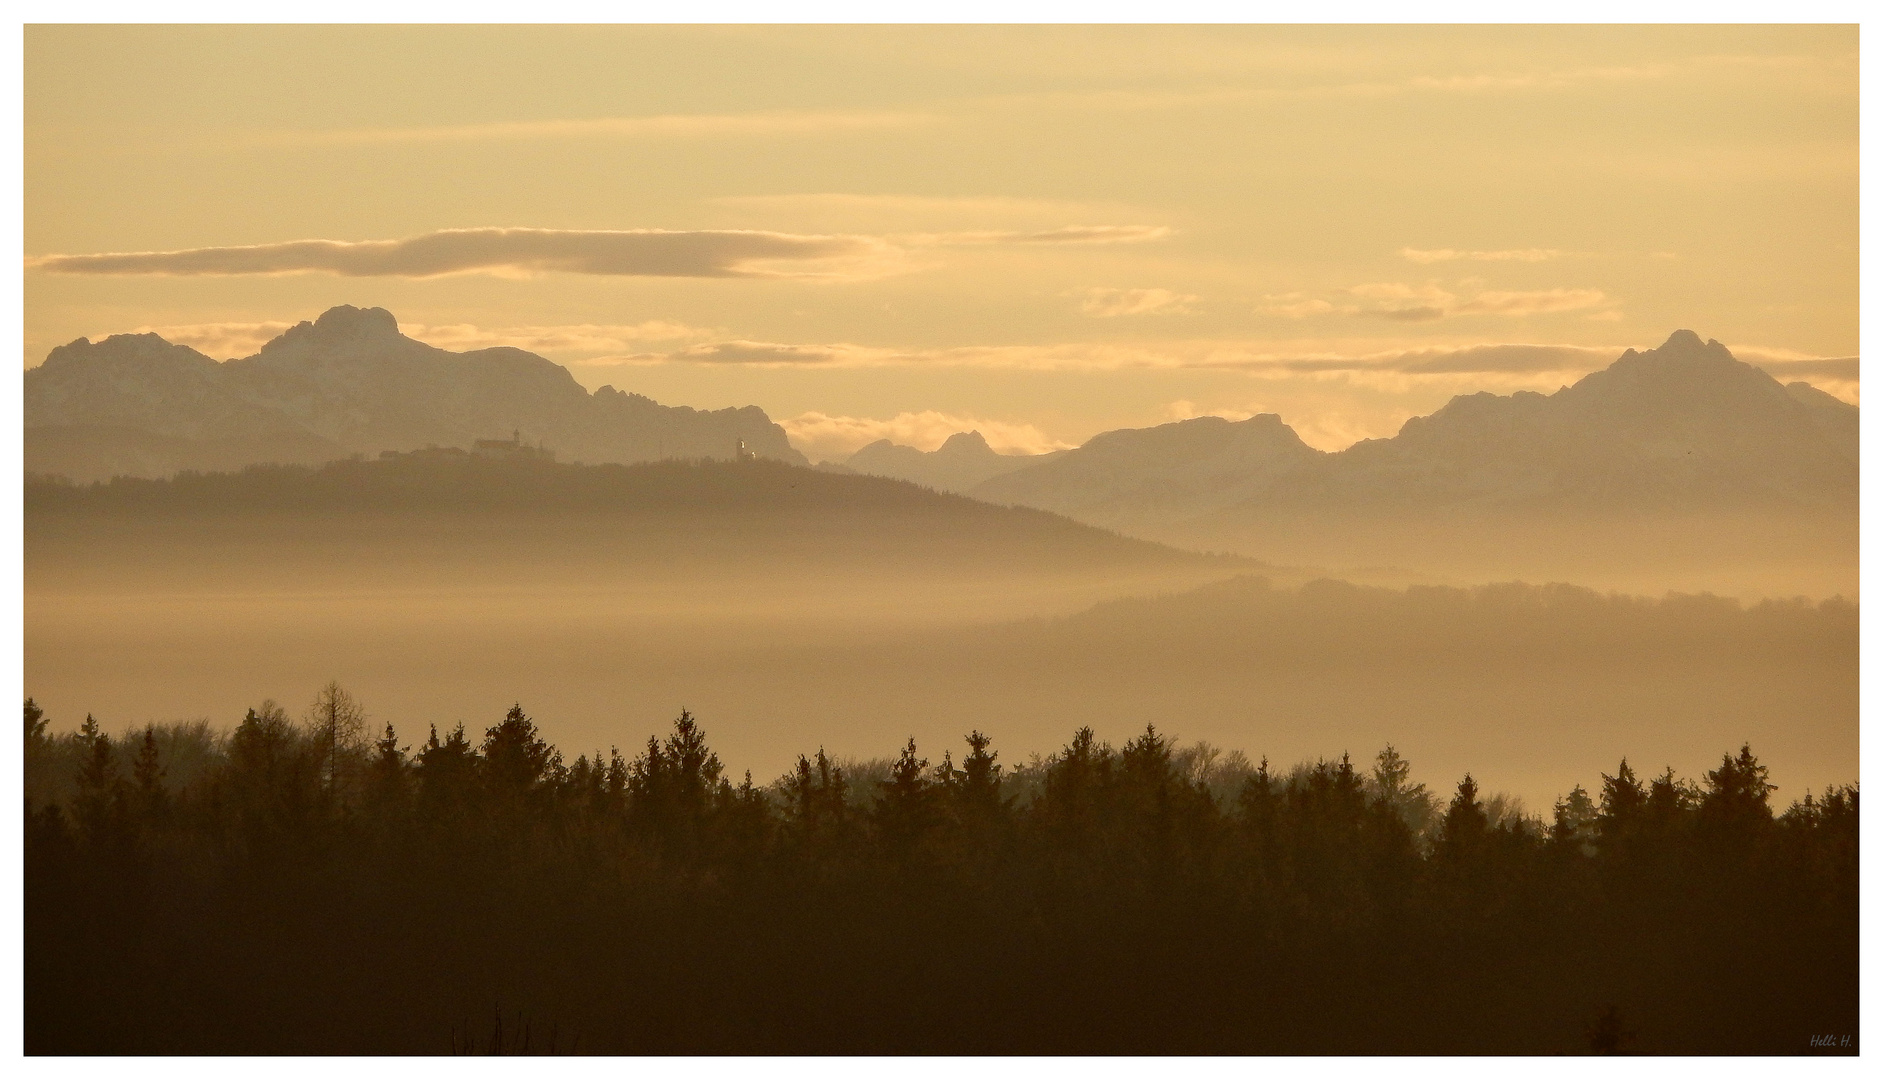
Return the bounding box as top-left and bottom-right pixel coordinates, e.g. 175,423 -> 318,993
874,737 -> 932,854
1551,783 -> 1597,853
481,704 -> 558,806
1371,744 -> 1435,836
25,698 -> 49,745
131,725 -> 167,821
73,714 -> 121,840
1597,759 -> 1646,853
364,723 -> 410,821
1699,743 -> 1775,840
1439,773 -> 1489,859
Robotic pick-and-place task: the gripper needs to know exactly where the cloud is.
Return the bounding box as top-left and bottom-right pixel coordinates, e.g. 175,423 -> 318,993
1400,247 -> 1564,263
612,340 -> 1194,372
1166,400 -> 1258,422
1077,287 -> 1199,317
1371,306 -> 1448,323
611,336 -> 1630,378
129,321 -> 297,359
664,341 -> 874,366
408,321 -> 712,353
1258,294 -> 1337,319
707,193 -> 1118,217
267,109 -> 932,145
780,410 -> 1072,461
1755,358 -> 1861,381
905,225 -> 1170,246
1737,348 -> 1860,405
1349,281 -> 1456,320
1453,288 -> 1609,317
1347,282 -> 1610,321
30,228 -> 895,280
32,222 -> 1169,282
1207,343 -> 1623,378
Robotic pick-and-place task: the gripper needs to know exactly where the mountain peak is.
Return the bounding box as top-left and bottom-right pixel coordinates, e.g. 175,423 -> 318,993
259,305 -> 404,354
309,304 -> 401,341
1659,328 -> 1707,351
938,430 -> 993,455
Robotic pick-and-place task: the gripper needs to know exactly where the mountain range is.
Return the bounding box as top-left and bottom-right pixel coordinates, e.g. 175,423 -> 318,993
23,312 -> 1858,592
24,305 -> 804,482
841,430 -> 1065,491
967,330 -> 1855,523
832,330 -> 1856,594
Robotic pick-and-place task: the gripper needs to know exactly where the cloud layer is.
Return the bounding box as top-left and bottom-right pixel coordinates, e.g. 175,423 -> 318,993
32,223 -> 1171,281
607,337 -> 1632,378
33,228 -> 891,280
1400,247 -> 1564,263
269,109 -> 934,145
1261,282 -> 1613,322
1077,287 -> 1199,317
922,225 -> 1170,245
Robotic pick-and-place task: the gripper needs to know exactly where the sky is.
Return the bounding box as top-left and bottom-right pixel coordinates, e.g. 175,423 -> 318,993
23,24 -> 1858,461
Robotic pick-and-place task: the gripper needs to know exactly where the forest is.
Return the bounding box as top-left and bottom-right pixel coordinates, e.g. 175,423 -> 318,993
23,693 -> 1856,1055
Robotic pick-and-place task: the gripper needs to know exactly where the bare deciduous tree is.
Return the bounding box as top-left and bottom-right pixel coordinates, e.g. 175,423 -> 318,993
304,681 -> 366,798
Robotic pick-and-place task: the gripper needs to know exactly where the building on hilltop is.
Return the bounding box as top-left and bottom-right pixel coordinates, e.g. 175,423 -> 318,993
473,429 -> 556,462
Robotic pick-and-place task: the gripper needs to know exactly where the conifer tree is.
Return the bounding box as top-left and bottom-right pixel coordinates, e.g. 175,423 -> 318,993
1699,743 -> 1775,839
1440,773 -> 1489,859
131,725 -> 167,822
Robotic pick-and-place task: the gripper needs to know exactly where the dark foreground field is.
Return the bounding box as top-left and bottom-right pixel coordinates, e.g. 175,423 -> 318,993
25,701 -> 1856,1055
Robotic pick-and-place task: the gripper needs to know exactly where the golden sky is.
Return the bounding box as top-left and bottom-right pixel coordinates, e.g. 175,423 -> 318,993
24,24 -> 1858,459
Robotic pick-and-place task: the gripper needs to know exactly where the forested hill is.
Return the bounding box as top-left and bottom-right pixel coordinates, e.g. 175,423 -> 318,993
25,453 -> 1242,573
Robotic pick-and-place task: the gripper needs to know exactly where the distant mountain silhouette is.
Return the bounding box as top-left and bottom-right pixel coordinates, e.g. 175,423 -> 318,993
844,430 -> 1062,493
969,332 -> 1856,595
975,331 -> 1855,523
971,412 -> 1324,524
24,305 -> 806,482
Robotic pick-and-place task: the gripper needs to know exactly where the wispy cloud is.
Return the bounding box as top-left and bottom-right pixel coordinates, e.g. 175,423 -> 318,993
902,225 -> 1171,246
32,222 -> 1171,281
1400,247 -> 1564,264
31,228 -> 897,280
409,321 -> 712,353
782,410 -> 1072,461
1076,287 -> 1199,317
606,337 -> 1631,378
129,321 -> 297,359
1344,282 -> 1611,321
264,109 -> 933,146
1453,288 -> 1609,317
1258,294 -> 1337,319
707,193 -> 1120,217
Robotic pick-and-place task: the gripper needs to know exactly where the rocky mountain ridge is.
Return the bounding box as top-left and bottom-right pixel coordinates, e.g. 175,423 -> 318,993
25,305 -> 805,481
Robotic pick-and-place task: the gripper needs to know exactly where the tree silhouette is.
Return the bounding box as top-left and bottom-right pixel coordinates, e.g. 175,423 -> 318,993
304,681 -> 366,800
873,737 -> 933,855
131,726 -> 167,822
1440,773 -> 1489,859
1700,743 -> 1775,839
1551,783 -> 1597,853
480,704 -> 558,805
20,701 -> 1860,1055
